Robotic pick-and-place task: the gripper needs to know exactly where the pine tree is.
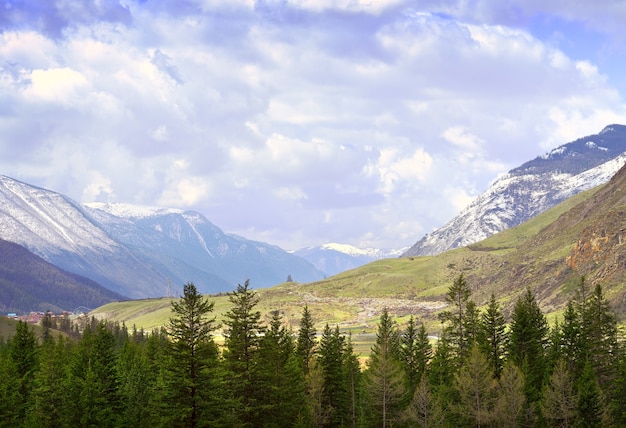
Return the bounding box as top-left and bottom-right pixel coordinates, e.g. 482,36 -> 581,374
223,279 -> 264,426
508,288 -> 549,405
31,336 -> 71,427
317,324 -> 350,427
0,348 -> 21,426
400,316 -> 431,392
582,283 -> 618,391
438,274 -> 474,363
158,282 -> 222,427
576,360 -> 604,427
404,376 -> 446,428
116,338 -> 154,427
296,305 -> 317,376
365,308 -> 406,428
255,310 -> 309,427
8,320 -> 39,420
344,333 -> 362,428
493,363 -> 526,428
452,345 -> 496,427
64,321 -> 120,427
541,359 -> 576,428
478,292 -> 508,379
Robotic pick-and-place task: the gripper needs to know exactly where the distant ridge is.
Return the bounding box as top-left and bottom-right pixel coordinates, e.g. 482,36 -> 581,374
0,238 -> 124,314
0,175 -> 325,300
404,124 -> 626,257
294,243 -> 405,276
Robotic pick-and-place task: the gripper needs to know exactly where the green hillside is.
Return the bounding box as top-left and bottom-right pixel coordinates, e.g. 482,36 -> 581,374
92,179 -> 613,344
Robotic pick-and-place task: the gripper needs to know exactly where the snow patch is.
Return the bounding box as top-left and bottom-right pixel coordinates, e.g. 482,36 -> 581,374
85,202 -> 183,218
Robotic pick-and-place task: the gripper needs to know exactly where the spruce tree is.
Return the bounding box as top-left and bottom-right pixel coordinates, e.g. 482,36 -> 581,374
256,310 -> 309,426
296,305 -> 317,376
8,320 -> 38,420
452,345 -> 496,426
478,292 -> 508,379
31,335 -> 70,427
492,363 -> 526,427
438,274 -> 474,363
365,308 -> 406,428
508,288 -> 549,405
317,324 -> 350,427
223,279 -> 264,426
541,359 -> 576,428
400,316 -> 432,392
159,282 -> 221,427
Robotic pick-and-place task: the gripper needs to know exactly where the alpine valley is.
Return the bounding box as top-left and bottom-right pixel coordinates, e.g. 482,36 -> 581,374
3,124 -> 626,318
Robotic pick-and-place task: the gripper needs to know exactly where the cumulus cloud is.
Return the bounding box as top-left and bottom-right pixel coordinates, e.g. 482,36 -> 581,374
0,0 -> 625,251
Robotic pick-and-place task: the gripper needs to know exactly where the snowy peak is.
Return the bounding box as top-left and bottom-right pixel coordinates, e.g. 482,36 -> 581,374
404,124 -> 626,257
319,243 -> 405,258
0,176 -> 325,300
85,202 -> 184,219
295,243 -> 406,276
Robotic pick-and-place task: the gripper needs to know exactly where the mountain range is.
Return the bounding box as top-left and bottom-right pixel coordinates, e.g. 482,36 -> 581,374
293,243 -> 406,277
404,124 -> 626,256
0,175 -> 325,302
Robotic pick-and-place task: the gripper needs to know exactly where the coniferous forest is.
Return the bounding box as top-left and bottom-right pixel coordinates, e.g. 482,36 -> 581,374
2,276 -> 626,427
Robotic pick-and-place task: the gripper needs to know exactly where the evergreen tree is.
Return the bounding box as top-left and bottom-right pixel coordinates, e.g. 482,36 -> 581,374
296,305 -> 317,376
541,359 -> 576,428
8,320 -> 39,420
255,310 -> 309,427
344,333 -> 362,428
493,363 -> 526,428
317,324 -> 350,427
452,345 -> 496,427
478,292 -> 508,379
223,279 -> 264,426
159,282 -> 222,427
576,360 -> 605,427
428,330 -> 455,408
582,283 -> 618,391
117,338 -> 154,427
31,336 -> 71,427
64,321 -> 120,427
0,349 -> 21,426
364,308 -> 406,427
438,274 -> 474,363
508,288 -> 549,405
400,316 -> 432,393
404,376 -> 446,428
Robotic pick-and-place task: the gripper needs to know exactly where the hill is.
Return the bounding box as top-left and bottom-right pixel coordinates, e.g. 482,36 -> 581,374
0,238 -> 124,314
92,163 -> 626,335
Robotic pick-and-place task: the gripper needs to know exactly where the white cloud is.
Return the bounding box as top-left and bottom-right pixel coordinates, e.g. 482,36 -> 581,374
22,68 -> 89,105
1,1 -> 626,251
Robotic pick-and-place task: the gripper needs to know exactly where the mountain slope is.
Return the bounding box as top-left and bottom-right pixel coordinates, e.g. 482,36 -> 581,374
0,238 -> 124,314
0,174 -> 324,299
404,124 -> 626,257
85,202 -> 325,292
294,243 -> 406,276
91,163 -> 626,335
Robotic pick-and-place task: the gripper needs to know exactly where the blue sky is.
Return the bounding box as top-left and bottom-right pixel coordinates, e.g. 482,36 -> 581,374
1,0 -> 625,251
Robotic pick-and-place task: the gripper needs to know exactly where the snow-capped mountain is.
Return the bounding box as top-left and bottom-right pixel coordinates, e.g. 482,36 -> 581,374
0,176 -> 325,298
404,124 -> 626,257
295,243 -> 406,276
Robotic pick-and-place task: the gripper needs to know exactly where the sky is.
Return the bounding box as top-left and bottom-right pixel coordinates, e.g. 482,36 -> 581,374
1,0 -> 626,252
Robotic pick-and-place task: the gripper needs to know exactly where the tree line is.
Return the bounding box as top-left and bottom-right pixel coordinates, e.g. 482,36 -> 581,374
1,275 -> 626,427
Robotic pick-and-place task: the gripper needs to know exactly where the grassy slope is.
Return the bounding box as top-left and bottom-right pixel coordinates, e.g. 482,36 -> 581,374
91,185 -> 604,349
